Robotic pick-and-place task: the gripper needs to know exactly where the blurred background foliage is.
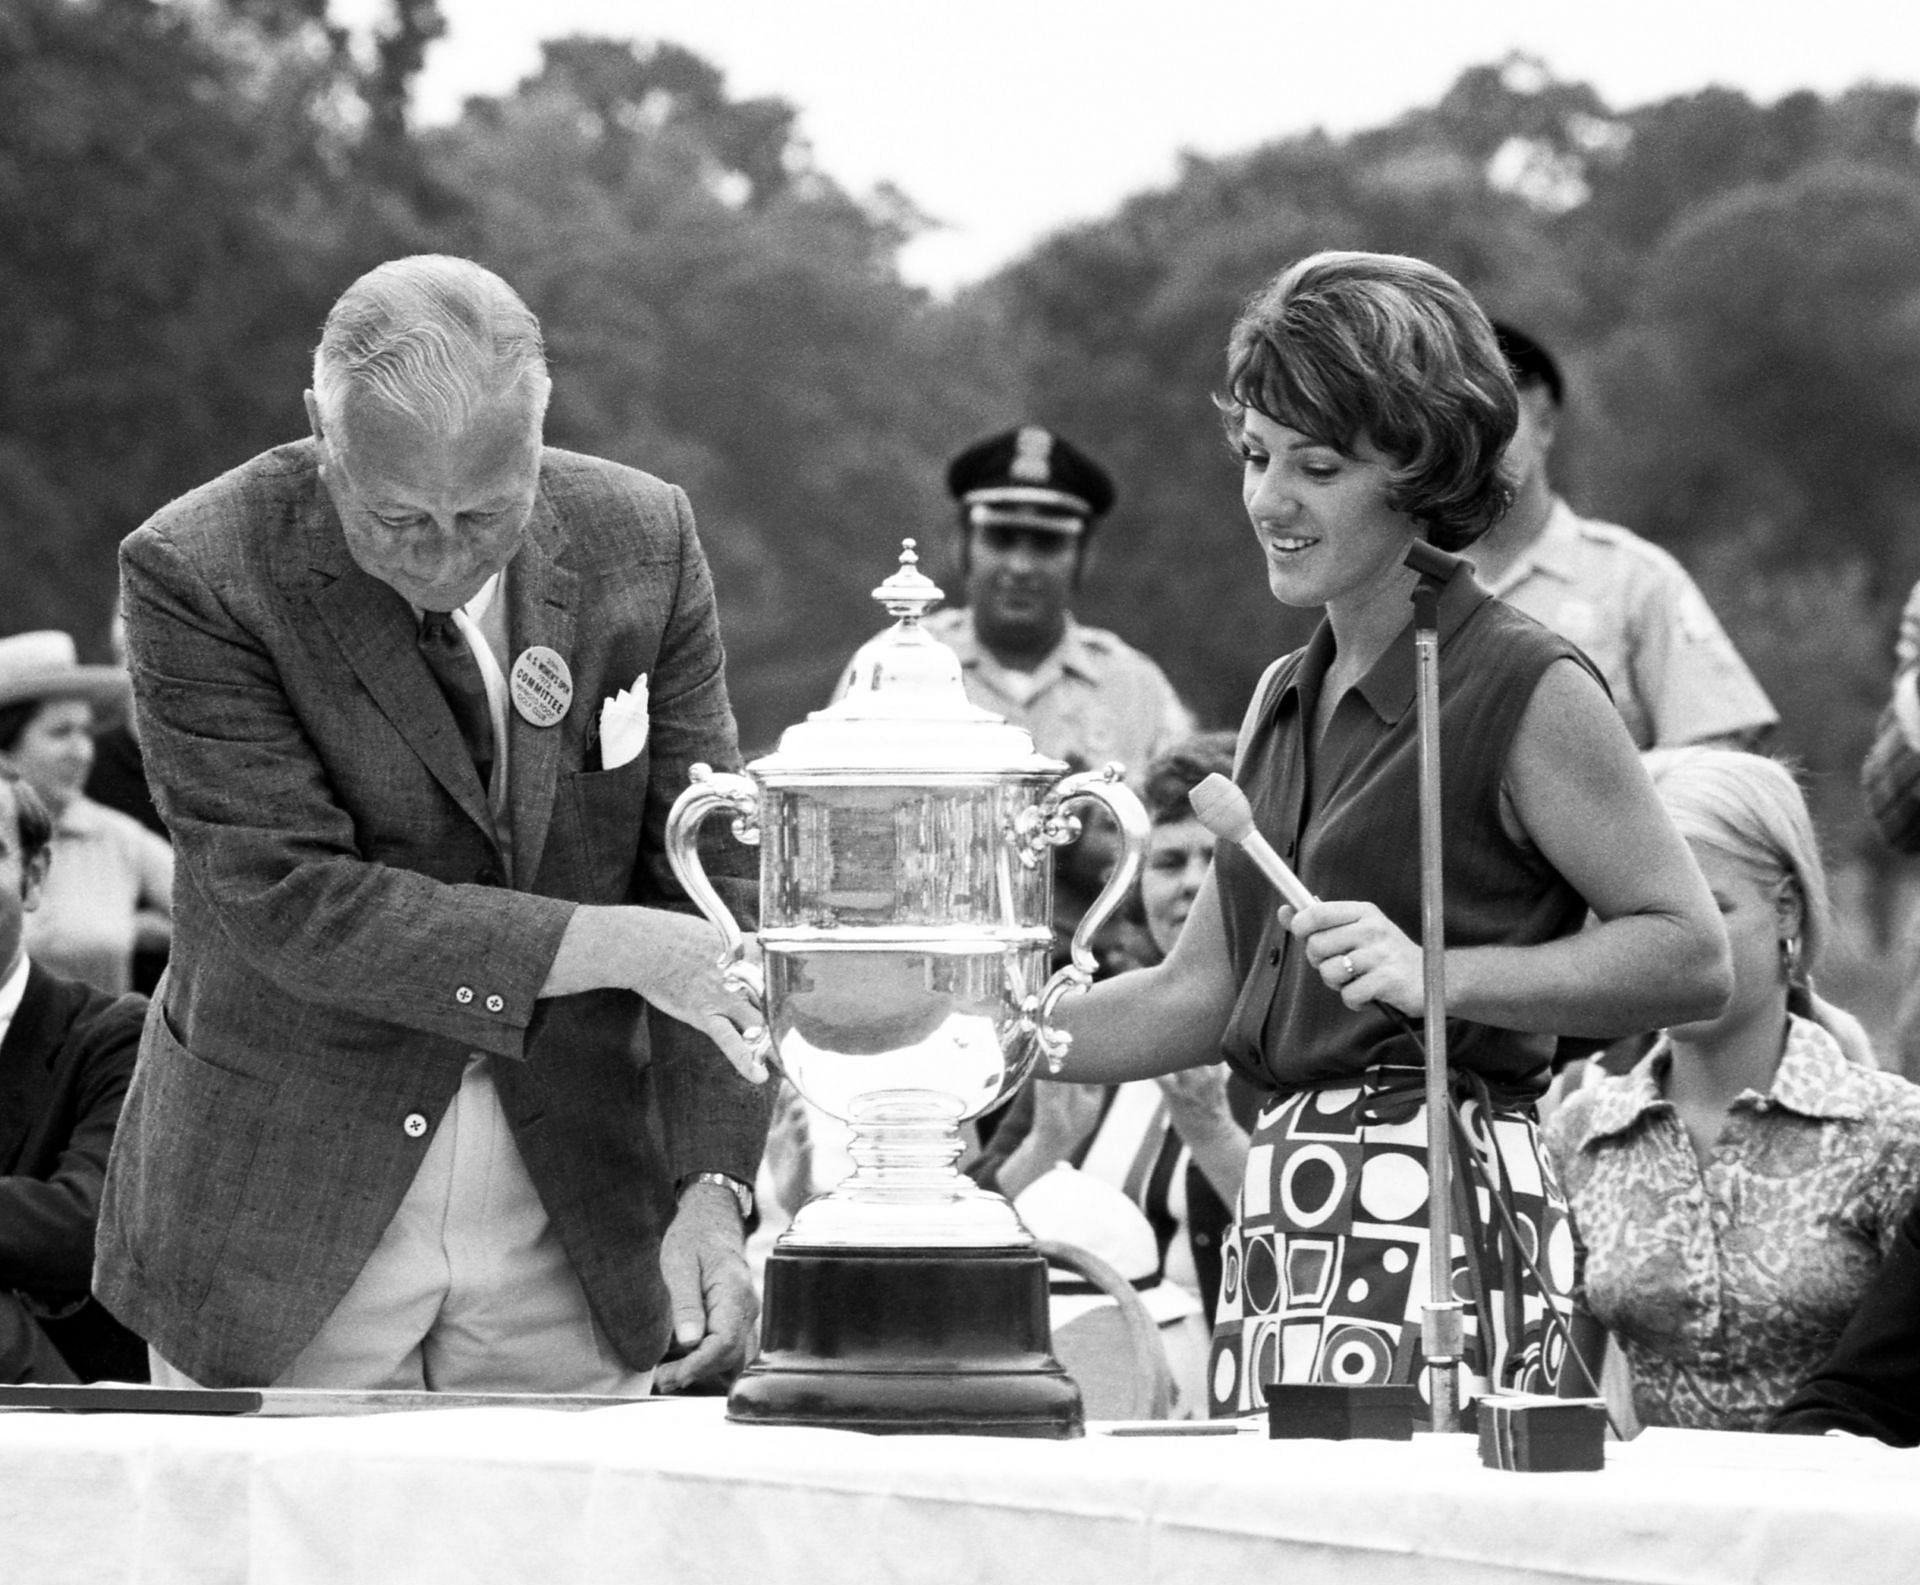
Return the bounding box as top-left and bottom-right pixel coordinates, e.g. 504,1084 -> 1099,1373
7,2 -> 1920,964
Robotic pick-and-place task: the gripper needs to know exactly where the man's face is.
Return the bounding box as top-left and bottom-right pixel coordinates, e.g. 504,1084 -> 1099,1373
308,390 -> 543,612
963,522 -> 1081,653
0,784 -> 47,980
1503,382 -> 1559,496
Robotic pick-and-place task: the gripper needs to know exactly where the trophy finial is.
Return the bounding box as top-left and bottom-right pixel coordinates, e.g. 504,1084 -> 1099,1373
873,538 -> 944,623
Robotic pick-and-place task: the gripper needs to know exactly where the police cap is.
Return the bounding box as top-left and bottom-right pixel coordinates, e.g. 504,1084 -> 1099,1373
947,425 -> 1116,536
1490,321 -> 1565,408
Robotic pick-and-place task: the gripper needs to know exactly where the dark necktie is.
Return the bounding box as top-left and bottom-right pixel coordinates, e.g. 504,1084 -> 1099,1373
417,608 -> 495,790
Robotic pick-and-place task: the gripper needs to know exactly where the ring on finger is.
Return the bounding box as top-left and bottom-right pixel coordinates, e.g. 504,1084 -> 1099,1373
1339,954 -> 1357,984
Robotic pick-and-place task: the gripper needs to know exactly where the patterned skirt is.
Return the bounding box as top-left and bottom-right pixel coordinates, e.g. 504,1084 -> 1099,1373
1207,1066 -> 1573,1416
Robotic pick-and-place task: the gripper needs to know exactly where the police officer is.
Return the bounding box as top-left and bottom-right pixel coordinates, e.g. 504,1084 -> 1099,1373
906,423 -> 1195,783
1465,324 -> 1776,751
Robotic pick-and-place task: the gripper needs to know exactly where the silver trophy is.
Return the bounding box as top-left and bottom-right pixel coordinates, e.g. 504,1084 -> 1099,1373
666,541 -> 1147,1434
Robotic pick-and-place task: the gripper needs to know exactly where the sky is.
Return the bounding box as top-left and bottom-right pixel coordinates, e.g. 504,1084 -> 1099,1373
331,0 -> 1918,291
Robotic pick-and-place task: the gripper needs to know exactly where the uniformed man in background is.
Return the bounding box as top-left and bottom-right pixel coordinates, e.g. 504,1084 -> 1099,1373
1466,323 -> 1776,751
900,423 -> 1195,781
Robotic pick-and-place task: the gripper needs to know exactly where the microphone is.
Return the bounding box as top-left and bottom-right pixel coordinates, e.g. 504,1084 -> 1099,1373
1191,774 -> 1424,1041
1402,539 -> 1459,582
1187,774 -> 1317,912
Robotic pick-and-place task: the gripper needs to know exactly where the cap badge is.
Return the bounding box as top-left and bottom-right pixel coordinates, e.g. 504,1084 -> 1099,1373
1010,426 -> 1054,484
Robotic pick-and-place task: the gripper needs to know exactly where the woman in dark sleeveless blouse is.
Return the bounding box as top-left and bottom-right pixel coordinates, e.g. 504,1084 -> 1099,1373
1049,251 -> 1730,1416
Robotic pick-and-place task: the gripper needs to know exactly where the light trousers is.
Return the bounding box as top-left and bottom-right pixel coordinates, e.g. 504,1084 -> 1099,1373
153,1059 -> 652,1395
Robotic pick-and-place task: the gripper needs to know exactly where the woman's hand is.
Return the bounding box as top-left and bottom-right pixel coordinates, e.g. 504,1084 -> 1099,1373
761,1082 -> 814,1218
1157,1062 -> 1252,1206
992,1078 -> 1107,1199
1028,1077 -> 1105,1159
1280,899 -> 1424,1015
1157,1063 -> 1237,1145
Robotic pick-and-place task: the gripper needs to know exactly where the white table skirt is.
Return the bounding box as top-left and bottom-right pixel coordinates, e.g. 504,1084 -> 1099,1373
2,1397 -> 1914,1585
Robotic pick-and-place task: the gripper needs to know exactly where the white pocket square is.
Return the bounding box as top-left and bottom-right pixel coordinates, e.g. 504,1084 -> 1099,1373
599,673 -> 650,770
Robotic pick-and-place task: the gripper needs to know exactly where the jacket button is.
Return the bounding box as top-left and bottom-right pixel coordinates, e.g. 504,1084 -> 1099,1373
1268,947 -> 1281,967
403,1113 -> 429,1139
455,986 -> 474,1005
1282,840 -> 1295,860
485,994 -> 504,1014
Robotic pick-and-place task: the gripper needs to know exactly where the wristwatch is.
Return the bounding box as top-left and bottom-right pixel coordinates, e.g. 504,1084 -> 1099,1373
678,1170 -> 754,1222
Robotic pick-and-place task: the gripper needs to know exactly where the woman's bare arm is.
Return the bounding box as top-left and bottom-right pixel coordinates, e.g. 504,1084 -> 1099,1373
1288,659 -> 1730,1038
1448,659 -> 1730,1036
1048,866 -> 1243,1084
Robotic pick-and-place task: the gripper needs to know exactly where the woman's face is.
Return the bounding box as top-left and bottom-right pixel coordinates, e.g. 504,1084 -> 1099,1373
4,698 -> 95,813
1142,815 -> 1215,958
1666,840 -> 1793,1049
1237,408 -> 1415,610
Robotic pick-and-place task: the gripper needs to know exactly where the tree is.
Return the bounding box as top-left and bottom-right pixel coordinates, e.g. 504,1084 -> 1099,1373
0,0 -> 456,648
1569,160 -> 1920,847
976,91 -> 1582,728
429,37 -> 1018,747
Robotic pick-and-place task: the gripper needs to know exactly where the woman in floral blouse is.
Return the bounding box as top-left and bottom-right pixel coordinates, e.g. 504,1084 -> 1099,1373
1546,748 -> 1920,1430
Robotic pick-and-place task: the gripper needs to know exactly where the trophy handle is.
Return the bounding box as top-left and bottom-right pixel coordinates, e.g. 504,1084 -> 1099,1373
665,764 -> 771,1077
1019,764 -> 1150,1075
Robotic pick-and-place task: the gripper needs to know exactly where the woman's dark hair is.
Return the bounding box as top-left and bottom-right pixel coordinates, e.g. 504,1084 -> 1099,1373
1142,730 -> 1241,828
0,767 -> 52,871
0,701 -> 41,755
1217,250 -> 1518,550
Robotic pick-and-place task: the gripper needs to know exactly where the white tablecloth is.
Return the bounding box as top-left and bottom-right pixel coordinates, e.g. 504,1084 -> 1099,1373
2,1397 -> 1914,1584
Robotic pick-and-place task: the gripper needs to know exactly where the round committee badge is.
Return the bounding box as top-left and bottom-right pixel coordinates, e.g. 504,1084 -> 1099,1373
510,645 -> 572,727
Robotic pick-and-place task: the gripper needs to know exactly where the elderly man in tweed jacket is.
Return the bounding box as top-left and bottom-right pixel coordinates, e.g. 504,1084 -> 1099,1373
96,256 -> 771,1394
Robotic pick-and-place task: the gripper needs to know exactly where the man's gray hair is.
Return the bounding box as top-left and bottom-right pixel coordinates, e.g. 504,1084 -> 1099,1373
312,255 -> 552,449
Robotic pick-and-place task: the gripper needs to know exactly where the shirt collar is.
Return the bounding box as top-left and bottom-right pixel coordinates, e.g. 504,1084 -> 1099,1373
1574,1046 -> 1671,1145
945,609 -> 1096,683
1767,1015 -> 1875,1122
1571,1014 -> 1870,1149
51,796 -> 107,840
1485,497 -> 1583,598
410,570 -> 501,626
0,953 -> 30,1033
1271,554 -> 1493,727
463,571 -> 502,626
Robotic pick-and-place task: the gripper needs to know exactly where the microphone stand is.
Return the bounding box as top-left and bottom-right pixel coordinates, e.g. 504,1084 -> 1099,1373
1405,540 -> 1463,1435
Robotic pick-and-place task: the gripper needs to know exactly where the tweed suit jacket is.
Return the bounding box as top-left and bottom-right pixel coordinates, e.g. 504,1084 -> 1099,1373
95,439 -> 769,1387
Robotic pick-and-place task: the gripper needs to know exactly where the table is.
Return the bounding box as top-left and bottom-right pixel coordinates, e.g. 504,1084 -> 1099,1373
2,1396 -> 1914,1584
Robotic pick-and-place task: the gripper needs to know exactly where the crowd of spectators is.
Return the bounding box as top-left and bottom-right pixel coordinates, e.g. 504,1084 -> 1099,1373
5,248 -> 1920,1462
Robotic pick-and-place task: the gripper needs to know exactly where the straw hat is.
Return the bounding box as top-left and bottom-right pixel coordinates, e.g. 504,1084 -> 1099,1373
0,631 -> 131,719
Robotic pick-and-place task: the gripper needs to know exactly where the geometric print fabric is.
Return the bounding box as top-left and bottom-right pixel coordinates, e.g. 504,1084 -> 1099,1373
1208,1070 -> 1572,1416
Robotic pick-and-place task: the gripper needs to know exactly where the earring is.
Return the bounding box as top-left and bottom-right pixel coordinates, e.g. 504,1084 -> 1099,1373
1779,936 -> 1802,982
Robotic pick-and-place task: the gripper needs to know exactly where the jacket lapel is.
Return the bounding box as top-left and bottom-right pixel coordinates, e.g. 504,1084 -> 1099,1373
300,488 -> 499,837
0,965 -> 62,1173
506,487 -> 578,889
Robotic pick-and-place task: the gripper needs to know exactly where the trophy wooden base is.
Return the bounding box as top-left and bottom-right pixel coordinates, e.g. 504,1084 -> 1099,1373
727,1243 -> 1084,1438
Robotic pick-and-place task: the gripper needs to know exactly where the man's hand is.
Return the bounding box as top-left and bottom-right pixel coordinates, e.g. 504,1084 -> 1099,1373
654,1179 -> 758,1394
543,905 -> 769,1081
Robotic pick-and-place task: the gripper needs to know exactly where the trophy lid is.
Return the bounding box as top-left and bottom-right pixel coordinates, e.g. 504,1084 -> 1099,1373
753,540 -> 1065,776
